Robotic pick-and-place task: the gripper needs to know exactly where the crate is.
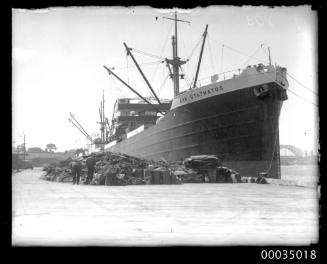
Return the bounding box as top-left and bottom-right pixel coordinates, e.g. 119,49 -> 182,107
144,169 -> 153,184
152,170 -> 161,184
133,169 -> 144,179
207,169 -> 216,183
105,173 -> 117,186
162,170 -> 170,184
153,170 -> 174,184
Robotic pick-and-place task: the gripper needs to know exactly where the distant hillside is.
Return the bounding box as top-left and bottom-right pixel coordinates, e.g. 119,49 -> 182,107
16,150 -> 76,167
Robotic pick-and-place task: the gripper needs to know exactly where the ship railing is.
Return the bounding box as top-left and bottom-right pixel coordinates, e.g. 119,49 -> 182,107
190,64 -> 272,89
127,97 -> 171,104
189,68 -> 242,88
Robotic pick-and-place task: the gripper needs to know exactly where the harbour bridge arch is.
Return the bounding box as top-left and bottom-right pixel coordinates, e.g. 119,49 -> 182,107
280,145 -> 304,157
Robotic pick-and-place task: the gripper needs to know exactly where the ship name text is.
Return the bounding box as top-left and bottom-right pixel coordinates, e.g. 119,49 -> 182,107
179,85 -> 224,103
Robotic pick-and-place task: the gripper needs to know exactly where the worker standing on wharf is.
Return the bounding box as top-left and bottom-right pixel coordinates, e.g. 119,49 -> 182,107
85,154 -> 96,184
70,159 -> 82,185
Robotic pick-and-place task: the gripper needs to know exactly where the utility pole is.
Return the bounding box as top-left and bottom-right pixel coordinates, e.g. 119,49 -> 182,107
16,142 -> 20,161
268,46 -> 272,66
23,133 -> 26,161
103,90 -> 105,148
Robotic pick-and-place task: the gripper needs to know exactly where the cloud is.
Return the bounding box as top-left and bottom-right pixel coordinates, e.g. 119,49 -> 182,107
12,48 -> 37,61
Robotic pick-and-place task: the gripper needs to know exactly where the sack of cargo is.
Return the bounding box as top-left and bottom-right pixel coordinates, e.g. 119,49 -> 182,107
184,155 -> 220,170
133,169 -> 144,179
216,166 -> 241,183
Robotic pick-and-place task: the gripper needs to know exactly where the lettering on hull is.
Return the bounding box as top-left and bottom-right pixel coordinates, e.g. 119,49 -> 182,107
180,85 -> 224,103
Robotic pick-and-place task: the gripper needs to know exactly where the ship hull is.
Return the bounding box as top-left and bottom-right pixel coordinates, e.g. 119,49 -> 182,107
107,82 -> 285,178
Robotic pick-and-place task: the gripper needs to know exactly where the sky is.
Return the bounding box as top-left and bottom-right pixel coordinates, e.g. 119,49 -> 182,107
12,6 -> 318,153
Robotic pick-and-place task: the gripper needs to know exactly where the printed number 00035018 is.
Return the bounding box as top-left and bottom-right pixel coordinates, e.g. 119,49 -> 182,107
261,249 -> 316,260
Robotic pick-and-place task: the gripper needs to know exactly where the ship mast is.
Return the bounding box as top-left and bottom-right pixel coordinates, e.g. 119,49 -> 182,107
193,24 -> 208,88
164,11 -> 190,97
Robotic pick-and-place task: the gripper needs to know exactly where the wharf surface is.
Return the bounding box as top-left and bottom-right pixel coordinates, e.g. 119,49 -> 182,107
12,168 -> 318,246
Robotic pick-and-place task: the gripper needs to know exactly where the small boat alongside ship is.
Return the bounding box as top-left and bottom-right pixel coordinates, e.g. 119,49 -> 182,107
101,11 -> 288,179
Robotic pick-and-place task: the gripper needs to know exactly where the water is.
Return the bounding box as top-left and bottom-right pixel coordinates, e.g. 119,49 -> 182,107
280,164 -> 319,188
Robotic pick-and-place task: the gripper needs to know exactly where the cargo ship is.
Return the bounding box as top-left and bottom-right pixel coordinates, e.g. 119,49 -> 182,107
102,12 -> 288,178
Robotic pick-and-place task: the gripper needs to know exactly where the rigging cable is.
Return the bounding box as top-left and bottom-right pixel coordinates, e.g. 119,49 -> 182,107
286,72 -> 317,96
263,111 -> 281,176
287,89 -> 318,107
179,66 -> 192,89
243,43 -> 318,99
240,45 -> 263,69
180,24 -> 189,60
126,53 -> 129,85
220,44 -> 224,73
207,33 -> 216,76
131,47 -> 164,60
109,60 -> 163,71
150,21 -> 174,84
109,72 -> 127,97
262,71 -> 318,107
259,45 -> 318,97
208,35 -> 266,65
157,74 -> 169,95
245,43 -> 316,99
180,26 -> 192,77
208,35 -> 317,105
260,46 -> 317,97
260,44 -> 271,65
129,64 -> 141,96
187,36 -> 203,61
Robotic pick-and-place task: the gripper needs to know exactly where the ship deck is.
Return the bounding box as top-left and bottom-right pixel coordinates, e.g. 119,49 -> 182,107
12,168 -> 318,246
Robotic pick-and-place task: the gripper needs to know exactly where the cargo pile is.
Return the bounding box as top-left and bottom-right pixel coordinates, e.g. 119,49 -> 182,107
42,152 -> 262,185
177,155 -> 243,183
216,166 -> 242,183
43,151 -> 180,185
